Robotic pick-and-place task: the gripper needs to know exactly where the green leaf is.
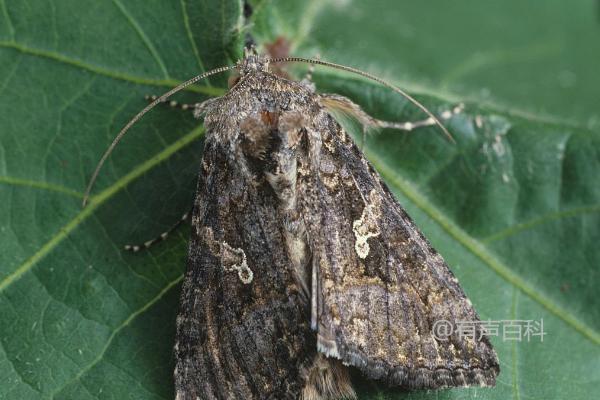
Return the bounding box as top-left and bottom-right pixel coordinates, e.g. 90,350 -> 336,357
1,1 -> 598,400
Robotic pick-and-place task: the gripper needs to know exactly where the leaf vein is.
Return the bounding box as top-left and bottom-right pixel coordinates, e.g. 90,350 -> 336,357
34,271 -> 109,331
49,275 -> 182,398
105,358 -> 169,399
0,41 -> 225,96
180,0 -> 209,77
320,72 -> 592,131
48,0 -> 59,49
482,204 -> 600,243
93,212 -> 163,292
0,125 -> 204,293
367,149 -> 600,345
291,0 -> 324,52
0,0 -> 14,39
110,0 -> 170,79
510,288 -> 521,400
0,176 -> 83,199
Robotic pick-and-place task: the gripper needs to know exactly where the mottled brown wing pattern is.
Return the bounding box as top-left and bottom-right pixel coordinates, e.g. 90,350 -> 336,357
299,112 -> 500,389
174,138 -> 315,400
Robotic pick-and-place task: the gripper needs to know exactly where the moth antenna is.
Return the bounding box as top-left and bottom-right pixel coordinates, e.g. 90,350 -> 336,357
82,64 -> 237,207
270,57 -> 455,143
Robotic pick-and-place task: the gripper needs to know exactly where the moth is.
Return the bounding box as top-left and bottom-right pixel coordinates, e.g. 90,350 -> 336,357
84,47 -> 499,399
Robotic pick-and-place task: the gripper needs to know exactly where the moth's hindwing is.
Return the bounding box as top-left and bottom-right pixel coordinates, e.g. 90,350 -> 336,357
174,136 -> 315,400
299,111 -> 500,389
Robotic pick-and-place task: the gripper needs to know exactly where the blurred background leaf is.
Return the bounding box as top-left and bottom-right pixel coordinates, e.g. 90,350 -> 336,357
0,0 -> 598,399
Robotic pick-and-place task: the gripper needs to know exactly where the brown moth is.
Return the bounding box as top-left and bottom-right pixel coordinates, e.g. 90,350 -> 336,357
84,47 -> 499,399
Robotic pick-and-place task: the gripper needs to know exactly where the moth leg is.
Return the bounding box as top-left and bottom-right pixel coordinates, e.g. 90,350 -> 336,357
378,102 -> 465,130
144,94 -> 197,111
302,57 -> 318,83
144,95 -> 217,120
300,53 -> 320,92
319,93 -> 464,145
124,211 -> 190,252
191,98 -> 219,120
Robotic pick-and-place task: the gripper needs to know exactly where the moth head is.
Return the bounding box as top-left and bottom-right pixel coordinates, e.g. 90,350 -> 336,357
84,54 -> 453,208
238,46 -> 270,75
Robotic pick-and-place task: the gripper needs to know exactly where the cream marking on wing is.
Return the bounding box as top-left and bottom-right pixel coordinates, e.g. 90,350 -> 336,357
221,241 -> 253,284
352,189 -> 382,258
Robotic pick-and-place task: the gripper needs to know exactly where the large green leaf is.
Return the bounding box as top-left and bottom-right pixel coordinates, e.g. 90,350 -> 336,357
1,1 -> 598,399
